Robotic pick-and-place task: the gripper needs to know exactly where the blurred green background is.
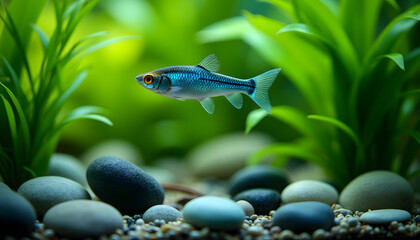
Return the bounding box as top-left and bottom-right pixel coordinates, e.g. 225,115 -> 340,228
44,0 -> 302,163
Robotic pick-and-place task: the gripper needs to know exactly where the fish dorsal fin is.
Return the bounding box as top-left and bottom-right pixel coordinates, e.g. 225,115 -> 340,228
226,93 -> 243,109
198,54 -> 220,72
199,98 -> 215,114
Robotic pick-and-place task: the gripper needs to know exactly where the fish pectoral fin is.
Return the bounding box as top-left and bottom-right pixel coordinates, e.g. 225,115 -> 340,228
199,98 -> 215,114
198,54 -> 220,72
226,93 -> 243,109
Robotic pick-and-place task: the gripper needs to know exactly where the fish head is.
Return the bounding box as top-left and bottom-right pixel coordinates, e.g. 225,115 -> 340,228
136,72 -> 171,93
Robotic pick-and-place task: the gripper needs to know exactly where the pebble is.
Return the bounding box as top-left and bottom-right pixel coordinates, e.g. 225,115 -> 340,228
281,180 -> 338,205
17,176 -> 91,217
233,188 -> 281,215
49,153 -> 87,186
228,165 -> 289,196
0,182 -> 11,191
86,156 -> 164,214
183,196 -> 245,231
142,205 -> 182,223
360,209 -> 411,225
0,189 -> 36,236
272,201 -> 335,233
339,170 -> 414,211
188,133 -> 273,179
43,200 -> 123,238
236,200 -> 255,216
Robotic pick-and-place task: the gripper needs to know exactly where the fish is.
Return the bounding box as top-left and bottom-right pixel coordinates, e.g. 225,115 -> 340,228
135,54 -> 281,114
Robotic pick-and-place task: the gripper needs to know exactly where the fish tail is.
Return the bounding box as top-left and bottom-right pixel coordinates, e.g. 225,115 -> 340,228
249,68 -> 281,114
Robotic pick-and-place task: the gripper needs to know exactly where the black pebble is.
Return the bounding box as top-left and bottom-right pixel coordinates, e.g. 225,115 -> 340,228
233,188 -> 281,215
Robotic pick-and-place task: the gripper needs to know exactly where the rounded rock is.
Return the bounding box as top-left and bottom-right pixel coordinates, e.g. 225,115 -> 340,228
281,180 -> 338,205
233,188 -> 281,215
183,196 -> 245,231
339,171 -> 414,212
0,182 -> 11,191
360,209 -> 411,225
17,176 -> 91,217
49,153 -> 87,185
272,201 -> 335,233
228,165 -> 289,196
236,200 -> 255,216
43,200 -> 123,238
188,133 -> 273,179
86,156 -> 164,214
0,189 -> 36,236
142,205 -> 182,223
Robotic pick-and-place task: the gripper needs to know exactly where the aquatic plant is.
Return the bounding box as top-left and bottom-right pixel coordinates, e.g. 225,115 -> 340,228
0,0 -> 136,190
199,0 -> 420,188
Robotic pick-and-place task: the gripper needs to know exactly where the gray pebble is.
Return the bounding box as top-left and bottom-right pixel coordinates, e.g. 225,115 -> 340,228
281,180 -> 338,205
360,209 -> 411,225
228,165 -> 289,196
44,200 -> 123,238
272,201 -> 335,233
183,196 -> 245,231
49,153 -> 87,185
0,189 -> 36,236
339,171 -> 414,211
236,200 -> 255,216
142,205 -> 182,223
86,156 -> 164,214
17,176 -> 91,217
0,182 -> 11,191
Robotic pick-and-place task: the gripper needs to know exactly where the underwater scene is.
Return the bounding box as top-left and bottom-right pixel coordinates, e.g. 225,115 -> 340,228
1,0 -> 420,239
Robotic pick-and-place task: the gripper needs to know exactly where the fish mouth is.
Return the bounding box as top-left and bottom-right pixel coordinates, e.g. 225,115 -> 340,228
135,75 -> 143,83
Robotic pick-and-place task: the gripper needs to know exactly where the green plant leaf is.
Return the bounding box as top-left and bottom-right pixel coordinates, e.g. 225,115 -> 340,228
405,129 -> 420,145
308,114 -> 361,147
277,23 -> 329,44
63,106 -> 113,126
382,53 -> 405,71
245,109 -> 269,134
79,35 -> 142,58
31,23 -> 49,51
0,95 -> 17,150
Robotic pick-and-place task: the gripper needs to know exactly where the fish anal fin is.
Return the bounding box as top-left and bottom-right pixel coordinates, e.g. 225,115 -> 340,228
198,54 -> 220,72
226,93 -> 243,109
199,98 -> 215,114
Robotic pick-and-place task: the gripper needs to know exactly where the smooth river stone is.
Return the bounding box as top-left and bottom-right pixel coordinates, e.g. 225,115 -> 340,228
0,189 -> 36,236
272,201 -> 335,233
86,156 -> 164,214
17,176 -> 91,217
183,196 -> 245,231
339,170 -> 414,212
44,200 -> 123,238
49,153 -> 87,186
360,209 -> 411,225
142,205 -> 183,223
228,165 -> 289,196
281,180 -> 338,205
233,188 -> 281,215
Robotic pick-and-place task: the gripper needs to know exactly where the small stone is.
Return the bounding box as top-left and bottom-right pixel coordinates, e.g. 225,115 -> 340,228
43,200 -> 123,238
233,188 -> 281,215
49,153 -> 87,186
236,200 -> 255,216
272,201 -> 335,233
17,176 -> 91,217
188,133 -> 273,179
360,209 -> 411,225
0,182 -> 11,191
339,171 -> 414,211
0,189 -> 36,236
142,205 -> 182,223
183,196 -> 245,231
228,165 -> 289,196
281,180 -> 338,205
86,156 -> 164,214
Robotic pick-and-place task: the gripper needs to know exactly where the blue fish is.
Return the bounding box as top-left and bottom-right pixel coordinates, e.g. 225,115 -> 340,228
136,54 -> 280,114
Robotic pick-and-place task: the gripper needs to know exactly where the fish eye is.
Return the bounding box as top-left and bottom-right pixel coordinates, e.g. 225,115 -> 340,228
143,75 -> 154,85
